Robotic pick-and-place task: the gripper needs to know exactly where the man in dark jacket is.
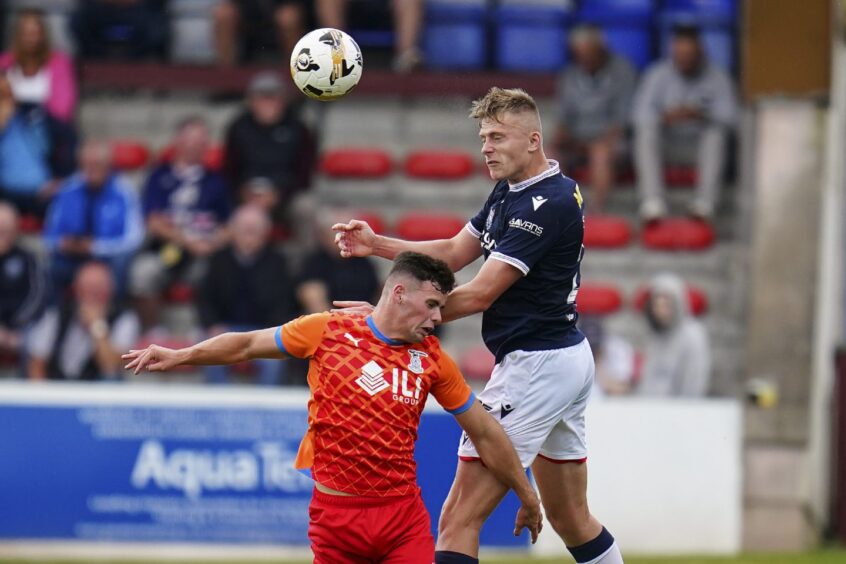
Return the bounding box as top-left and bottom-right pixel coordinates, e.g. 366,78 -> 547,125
223,71 -> 315,216
198,204 -> 293,385
0,202 -> 45,372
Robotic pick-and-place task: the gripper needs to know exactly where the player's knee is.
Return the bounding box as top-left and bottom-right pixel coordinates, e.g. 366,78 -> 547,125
545,506 -> 592,544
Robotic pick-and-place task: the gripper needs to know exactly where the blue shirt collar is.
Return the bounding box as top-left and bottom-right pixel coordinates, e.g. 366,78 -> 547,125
366,315 -> 405,346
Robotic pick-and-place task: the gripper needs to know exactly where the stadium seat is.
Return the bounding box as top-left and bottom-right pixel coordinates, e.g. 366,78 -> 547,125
404,150 -> 475,180
659,0 -> 736,70
578,0 -> 655,70
395,212 -> 466,241
583,215 -> 632,249
111,139 -> 150,171
494,3 -> 573,72
641,218 -> 716,251
459,345 -> 496,381
164,282 -> 195,304
320,148 -> 393,178
18,214 -> 43,235
664,165 -> 698,187
423,1 -> 487,70
632,284 -> 709,316
353,211 -> 387,235
577,282 -> 624,315
158,144 -> 225,171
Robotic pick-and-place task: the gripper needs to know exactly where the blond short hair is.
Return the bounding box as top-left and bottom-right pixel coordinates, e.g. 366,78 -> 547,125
469,87 -> 539,122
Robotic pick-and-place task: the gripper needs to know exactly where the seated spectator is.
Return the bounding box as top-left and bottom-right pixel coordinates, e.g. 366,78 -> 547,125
198,205 -> 294,385
71,0 -> 168,61
554,25 -> 636,213
43,140 -> 143,301
0,202 -> 46,369
633,24 -> 737,223
297,209 -> 380,314
0,9 -> 77,123
579,315 -> 636,398
0,73 -> 77,217
213,0 -> 310,66
26,261 -> 139,381
223,71 -> 315,218
130,116 -> 231,334
317,0 -> 423,72
636,272 -> 711,397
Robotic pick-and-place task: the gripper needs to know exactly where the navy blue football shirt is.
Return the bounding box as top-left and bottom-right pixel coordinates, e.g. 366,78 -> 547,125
466,160 -> 586,362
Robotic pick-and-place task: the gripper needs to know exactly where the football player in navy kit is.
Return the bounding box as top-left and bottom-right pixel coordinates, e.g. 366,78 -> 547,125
333,87 -> 624,564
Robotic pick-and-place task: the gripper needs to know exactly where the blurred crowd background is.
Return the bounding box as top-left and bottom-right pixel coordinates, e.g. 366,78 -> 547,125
0,0 -> 745,398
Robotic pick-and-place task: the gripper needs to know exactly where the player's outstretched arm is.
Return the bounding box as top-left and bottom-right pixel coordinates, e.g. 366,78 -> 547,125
441,258 -> 523,323
454,402 -> 543,543
122,327 -> 285,375
333,219 -> 482,272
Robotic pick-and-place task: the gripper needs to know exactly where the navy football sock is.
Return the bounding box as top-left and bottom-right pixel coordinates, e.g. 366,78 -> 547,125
568,526 -> 623,563
434,550 -> 479,564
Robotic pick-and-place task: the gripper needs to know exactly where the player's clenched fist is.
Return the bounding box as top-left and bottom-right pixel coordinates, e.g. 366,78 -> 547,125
122,345 -> 186,375
332,219 -> 377,258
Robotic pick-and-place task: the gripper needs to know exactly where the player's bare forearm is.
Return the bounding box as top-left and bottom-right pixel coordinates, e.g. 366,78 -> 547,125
442,259 -> 523,322
372,235 -> 474,271
455,403 -> 537,504
184,328 -> 284,365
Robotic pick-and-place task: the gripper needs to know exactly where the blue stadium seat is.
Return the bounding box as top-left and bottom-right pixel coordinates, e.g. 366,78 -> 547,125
494,4 -> 573,72
423,1 -> 487,70
658,0 -> 737,70
578,0 -> 656,70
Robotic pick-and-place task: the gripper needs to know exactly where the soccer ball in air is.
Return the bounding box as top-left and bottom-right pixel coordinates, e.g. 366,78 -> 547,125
290,28 -> 363,101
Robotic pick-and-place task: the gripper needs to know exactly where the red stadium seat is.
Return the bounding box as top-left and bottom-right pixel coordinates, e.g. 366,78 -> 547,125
577,282 -> 623,315
320,148 -> 392,178
18,214 -> 43,234
632,285 -> 708,316
404,150 -> 475,180
159,144 -> 225,171
354,211 -> 387,235
459,345 -> 496,381
664,165 -> 697,187
165,282 -> 195,303
395,212 -> 466,241
641,218 -> 715,251
584,215 -> 632,249
111,139 -> 150,171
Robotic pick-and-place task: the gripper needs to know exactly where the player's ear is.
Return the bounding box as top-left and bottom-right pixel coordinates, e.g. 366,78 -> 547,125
391,283 -> 405,305
528,130 -> 541,153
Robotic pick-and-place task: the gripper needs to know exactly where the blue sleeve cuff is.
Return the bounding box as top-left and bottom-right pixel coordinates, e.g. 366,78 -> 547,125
447,392 -> 476,415
274,326 -> 289,356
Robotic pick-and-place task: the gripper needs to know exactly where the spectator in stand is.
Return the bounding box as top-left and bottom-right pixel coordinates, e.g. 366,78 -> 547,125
0,73 -> 77,217
297,209 -> 380,314
130,116 -> 231,335
0,202 -> 46,370
43,140 -> 143,301
636,272 -> 711,397
213,0 -> 310,66
632,23 -> 737,223
0,9 -> 78,123
26,260 -> 139,381
198,205 -> 294,385
554,25 -> 636,213
223,71 -> 315,220
578,315 -> 636,398
71,0 -> 168,61
316,0 -> 423,72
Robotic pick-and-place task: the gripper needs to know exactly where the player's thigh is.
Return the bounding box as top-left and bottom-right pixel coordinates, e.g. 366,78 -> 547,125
439,459 -> 510,529
531,455 -> 589,519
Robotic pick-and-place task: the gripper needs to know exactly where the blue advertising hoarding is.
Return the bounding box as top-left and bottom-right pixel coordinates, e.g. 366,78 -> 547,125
0,383 -> 525,548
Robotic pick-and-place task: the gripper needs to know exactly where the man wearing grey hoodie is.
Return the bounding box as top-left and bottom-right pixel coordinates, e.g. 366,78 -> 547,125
638,272 -> 711,397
